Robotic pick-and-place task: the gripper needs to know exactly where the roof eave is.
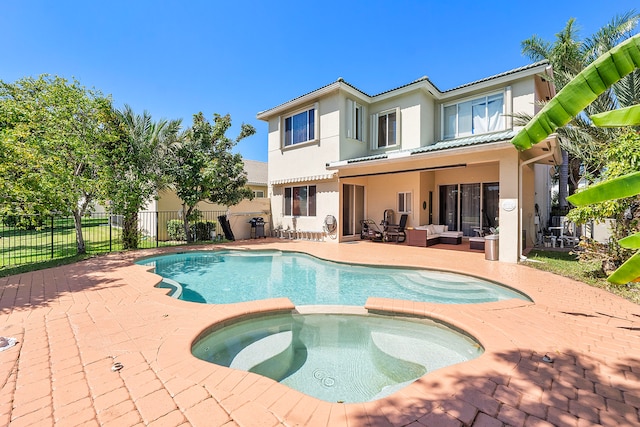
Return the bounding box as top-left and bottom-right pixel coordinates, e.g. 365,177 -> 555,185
443,62 -> 552,98
256,82 -> 343,121
257,60 -> 552,120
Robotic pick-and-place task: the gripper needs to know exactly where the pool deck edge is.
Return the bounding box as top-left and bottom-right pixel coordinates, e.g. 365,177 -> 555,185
1,239 -> 640,426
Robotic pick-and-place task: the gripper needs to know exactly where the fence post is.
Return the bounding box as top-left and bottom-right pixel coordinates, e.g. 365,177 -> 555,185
51,214 -> 54,259
156,211 -> 159,248
109,214 -> 112,252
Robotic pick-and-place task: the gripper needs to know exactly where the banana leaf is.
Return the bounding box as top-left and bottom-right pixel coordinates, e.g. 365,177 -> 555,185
619,232 -> 640,250
566,171 -> 640,205
511,34 -> 640,150
590,105 -> 640,127
607,251 -> 640,285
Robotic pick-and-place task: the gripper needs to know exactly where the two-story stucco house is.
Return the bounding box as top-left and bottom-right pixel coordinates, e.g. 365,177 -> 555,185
257,61 -> 560,262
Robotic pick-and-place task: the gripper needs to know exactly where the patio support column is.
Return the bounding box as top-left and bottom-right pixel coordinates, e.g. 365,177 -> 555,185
499,151 -> 520,263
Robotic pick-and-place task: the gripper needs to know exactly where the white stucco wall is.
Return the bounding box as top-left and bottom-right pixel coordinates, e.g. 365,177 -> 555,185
270,181 -> 339,238
260,64 -> 555,257
368,92 -> 424,152
499,150 -> 520,263
267,95 -> 341,184
339,91 -> 371,161
511,79 -> 536,122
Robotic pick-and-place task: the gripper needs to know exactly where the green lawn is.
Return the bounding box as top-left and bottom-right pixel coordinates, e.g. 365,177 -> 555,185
524,249 -> 640,305
0,215 -> 185,270
1,216 -> 124,267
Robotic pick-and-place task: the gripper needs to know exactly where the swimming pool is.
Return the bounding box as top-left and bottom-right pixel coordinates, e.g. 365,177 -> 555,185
192,312 -> 483,403
137,250 -> 529,305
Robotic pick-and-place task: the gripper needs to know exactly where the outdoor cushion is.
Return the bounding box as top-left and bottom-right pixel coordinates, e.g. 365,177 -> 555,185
433,225 -> 447,234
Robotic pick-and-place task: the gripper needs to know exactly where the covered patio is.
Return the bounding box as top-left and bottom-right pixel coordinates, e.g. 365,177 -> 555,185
331,133 -> 560,263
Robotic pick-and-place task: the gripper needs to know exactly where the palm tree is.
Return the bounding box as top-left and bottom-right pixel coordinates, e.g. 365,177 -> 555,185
520,11 -> 639,208
103,105 -> 181,249
512,34 -> 640,283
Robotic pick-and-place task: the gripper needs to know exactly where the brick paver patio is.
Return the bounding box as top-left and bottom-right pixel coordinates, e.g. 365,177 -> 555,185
1,239 -> 639,426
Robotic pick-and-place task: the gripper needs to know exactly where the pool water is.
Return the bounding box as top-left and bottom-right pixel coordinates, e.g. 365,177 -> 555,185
192,312 -> 483,403
137,250 -> 529,305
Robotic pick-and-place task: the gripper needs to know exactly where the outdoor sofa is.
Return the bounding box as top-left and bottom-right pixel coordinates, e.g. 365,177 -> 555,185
407,224 -> 464,247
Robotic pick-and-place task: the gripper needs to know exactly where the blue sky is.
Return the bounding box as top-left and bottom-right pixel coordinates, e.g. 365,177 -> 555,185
2,1 -> 638,162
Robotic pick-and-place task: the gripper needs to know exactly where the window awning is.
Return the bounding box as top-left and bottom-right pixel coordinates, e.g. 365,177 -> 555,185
270,173 -> 337,185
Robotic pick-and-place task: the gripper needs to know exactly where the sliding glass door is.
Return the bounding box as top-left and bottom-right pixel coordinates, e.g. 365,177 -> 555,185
482,182 -> 499,229
439,185 -> 458,231
343,184 -> 364,236
460,184 -> 480,236
439,182 -> 499,236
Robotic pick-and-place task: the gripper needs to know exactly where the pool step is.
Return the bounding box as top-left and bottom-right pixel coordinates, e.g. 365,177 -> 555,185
230,331 -> 294,379
388,276 -> 492,302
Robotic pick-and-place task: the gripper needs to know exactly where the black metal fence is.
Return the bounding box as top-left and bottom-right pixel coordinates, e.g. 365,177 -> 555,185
0,210 -> 226,269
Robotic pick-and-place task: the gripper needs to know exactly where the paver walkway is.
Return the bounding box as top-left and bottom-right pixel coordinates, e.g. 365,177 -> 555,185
0,239 -> 639,426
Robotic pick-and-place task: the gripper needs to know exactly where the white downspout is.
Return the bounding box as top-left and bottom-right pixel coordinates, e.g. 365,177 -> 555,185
519,142 -> 555,260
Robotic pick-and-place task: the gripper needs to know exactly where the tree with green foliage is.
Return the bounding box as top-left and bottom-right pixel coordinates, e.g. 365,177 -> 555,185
99,105 -> 182,249
0,75 -> 116,254
568,131 -> 640,226
520,12 -> 639,206
169,112 -> 256,242
513,34 -> 640,284
567,131 -> 640,273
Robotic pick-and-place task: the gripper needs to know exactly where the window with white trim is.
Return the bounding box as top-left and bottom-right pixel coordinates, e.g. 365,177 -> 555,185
398,191 -> 412,214
346,99 -> 364,141
253,190 -> 265,198
443,93 -> 504,140
284,107 -> 315,146
377,110 -> 396,148
284,185 -> 316,216
371,108 -> 400,149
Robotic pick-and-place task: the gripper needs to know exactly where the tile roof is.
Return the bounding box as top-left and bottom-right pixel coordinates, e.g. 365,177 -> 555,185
410,129 -> 518,154
336,130 -> 517,165
345,153 -> 389,164
257,60 -> 549,117
443,60 -> 549,93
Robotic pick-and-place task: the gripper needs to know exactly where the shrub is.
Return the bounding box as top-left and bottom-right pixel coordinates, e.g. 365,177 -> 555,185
166,219 -> 216,241
192,221 -> 216,241
167,219 -> 187,241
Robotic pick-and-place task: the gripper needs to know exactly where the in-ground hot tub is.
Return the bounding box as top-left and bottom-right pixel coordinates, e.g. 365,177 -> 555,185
192,312 -> 483,403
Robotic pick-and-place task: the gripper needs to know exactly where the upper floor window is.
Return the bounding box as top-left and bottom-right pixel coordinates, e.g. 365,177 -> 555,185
284,108 -> 315,146
346,99 -> 364,141
443,93 -> 504,140
371,109 -> 399,149
284,185 -> 316,216
253,190 -> 265,198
